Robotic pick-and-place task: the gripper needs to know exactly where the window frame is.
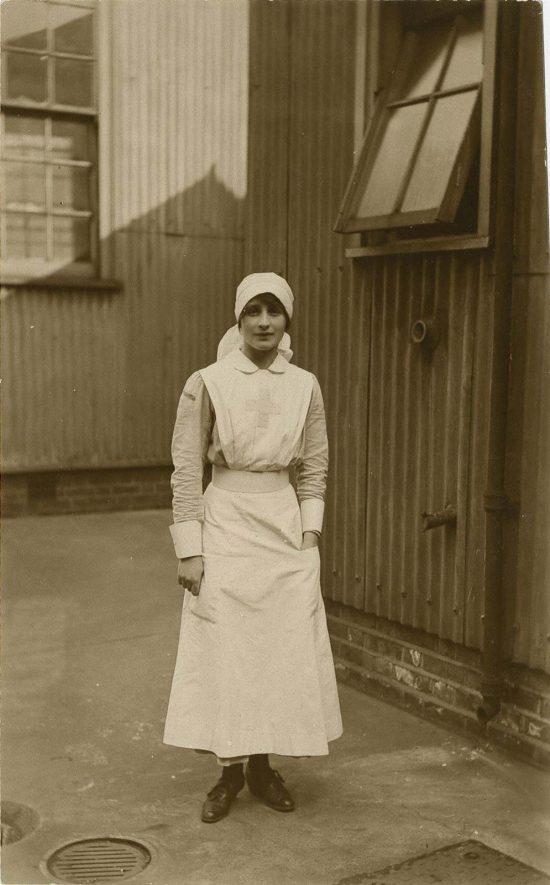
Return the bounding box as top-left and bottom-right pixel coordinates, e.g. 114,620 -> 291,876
336,0 -> 498,257
1,0 -> 98,279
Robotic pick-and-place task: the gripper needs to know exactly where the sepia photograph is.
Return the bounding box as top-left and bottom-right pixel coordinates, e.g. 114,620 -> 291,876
1,0 -> 549,883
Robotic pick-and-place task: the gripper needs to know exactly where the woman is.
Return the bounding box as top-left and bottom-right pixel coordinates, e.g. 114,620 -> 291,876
164,272 -> 342,823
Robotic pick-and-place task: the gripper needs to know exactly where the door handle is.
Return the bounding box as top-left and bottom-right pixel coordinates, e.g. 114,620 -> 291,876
421,505 -> 457,532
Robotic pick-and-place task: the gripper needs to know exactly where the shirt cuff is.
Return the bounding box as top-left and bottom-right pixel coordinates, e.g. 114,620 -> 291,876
169,520 -> 202,558
300,498 -> 324,534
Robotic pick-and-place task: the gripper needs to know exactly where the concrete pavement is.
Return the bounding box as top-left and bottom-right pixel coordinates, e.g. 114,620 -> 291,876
2,510 -> 550,885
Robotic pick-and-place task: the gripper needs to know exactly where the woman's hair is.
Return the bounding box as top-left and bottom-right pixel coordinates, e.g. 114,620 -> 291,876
238,292 -> 291,331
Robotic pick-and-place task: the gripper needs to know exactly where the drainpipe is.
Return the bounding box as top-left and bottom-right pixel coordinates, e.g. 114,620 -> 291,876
477,3 -> 519,725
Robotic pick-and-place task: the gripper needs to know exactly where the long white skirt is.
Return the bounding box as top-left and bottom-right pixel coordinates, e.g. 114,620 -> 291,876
163,479 -> 343,758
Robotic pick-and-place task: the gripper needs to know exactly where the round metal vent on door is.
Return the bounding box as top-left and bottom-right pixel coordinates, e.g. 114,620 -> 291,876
46,837 -> 151,883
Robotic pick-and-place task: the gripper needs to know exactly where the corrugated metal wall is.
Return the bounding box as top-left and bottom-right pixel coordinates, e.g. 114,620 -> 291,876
246,0 -> 371,610
245,0 -> 290,274
1,284 -> 123,471
286,0 -> 371,612
245,0 -> 490,646
3,0 -> 249,472
5,0 -> 549,674
103,0 -> 248,241
98,0 -> 249,466
245,0 -> 549,672
364,253 -> 490,646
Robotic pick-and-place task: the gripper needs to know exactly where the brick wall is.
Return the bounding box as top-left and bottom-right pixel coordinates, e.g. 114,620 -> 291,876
326,599 -> 550,768
2,467 -> 172,517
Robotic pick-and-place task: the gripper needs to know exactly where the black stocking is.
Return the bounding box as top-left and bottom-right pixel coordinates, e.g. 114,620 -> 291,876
220,762 -> 244,786
248,753 -> 270,771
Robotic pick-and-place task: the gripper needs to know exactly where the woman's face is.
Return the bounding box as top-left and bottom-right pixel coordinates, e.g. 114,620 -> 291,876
239,293 -> 287,356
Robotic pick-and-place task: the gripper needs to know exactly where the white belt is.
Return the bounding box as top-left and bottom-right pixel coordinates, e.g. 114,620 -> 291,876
212,465 -> 289,492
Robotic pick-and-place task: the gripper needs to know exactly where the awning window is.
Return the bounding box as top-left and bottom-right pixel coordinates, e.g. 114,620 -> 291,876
336,8 -> 485,234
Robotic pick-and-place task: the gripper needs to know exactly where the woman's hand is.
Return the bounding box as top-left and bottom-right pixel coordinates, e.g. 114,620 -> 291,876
301,531 -> 320,550
177,556 -> 204,596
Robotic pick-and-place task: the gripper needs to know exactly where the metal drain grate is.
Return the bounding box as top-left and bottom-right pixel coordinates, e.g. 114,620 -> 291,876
336,840 -> 550,885
46,838 -> 151,884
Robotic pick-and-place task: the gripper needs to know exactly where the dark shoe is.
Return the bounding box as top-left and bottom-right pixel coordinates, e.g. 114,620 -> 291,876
201,777 -> 243,823
245,764 -> 295,812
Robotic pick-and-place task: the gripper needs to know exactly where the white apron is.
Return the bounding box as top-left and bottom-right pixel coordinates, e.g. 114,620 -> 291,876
163,354 -> 343,757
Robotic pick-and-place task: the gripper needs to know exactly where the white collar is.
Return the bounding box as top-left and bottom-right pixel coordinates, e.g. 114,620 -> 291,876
228,348 -> 288,374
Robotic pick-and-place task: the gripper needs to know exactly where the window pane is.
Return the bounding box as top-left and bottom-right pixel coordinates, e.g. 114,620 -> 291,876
5,51 -> 48,102
402,91 -> 478,213
54,58 -> 94,106
2,0 -> 47,49
53,216 -> 90,260
357,103 -> 427,218
391,21 -> 451,102
3,115 -> 46,160
53,166 -> 90,211
51,120 -> 90,161
441,14 -> 483,90
5,212 -> 47,258
51,5 -> 94,55
4,161 -> 46,210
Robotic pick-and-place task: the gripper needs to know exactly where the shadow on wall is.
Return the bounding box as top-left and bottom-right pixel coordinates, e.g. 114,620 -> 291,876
2,166 -> 247,476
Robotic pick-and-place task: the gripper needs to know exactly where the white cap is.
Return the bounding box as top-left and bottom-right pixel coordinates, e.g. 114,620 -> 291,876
235,272 -> 294,321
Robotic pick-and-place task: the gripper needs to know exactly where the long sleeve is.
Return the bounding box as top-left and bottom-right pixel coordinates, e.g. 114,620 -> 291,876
169,371 -> 213,558
295,375 -> 329,534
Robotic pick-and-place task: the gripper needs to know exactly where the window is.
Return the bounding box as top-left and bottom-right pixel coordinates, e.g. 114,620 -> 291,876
1,0 -> 97,278
335,2 -> 497,251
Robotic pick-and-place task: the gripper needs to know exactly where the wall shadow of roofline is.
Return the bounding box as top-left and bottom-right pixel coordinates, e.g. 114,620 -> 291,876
1,165 -> 248,474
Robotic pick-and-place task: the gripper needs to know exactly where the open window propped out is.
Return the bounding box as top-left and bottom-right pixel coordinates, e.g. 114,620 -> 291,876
336,2 -> 497,250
